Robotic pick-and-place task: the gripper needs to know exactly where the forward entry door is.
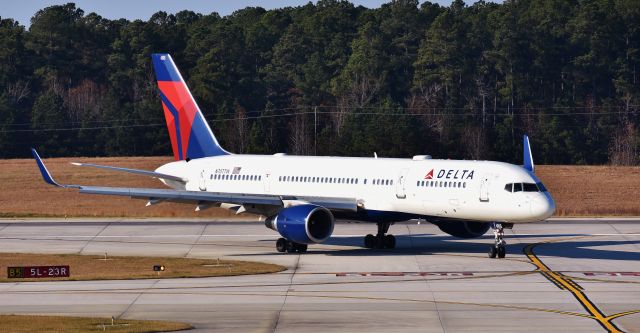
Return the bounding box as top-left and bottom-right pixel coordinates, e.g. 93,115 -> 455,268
396,168 -> 409,199
479,173 -> 491,202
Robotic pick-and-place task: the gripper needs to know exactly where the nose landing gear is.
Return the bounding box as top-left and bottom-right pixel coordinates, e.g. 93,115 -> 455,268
488,223 -> 506,258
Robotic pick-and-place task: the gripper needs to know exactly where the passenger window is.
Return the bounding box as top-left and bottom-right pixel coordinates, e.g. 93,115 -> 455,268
364,179 -> 367,185
513,183 -> 523,192
463,182 -> 466,188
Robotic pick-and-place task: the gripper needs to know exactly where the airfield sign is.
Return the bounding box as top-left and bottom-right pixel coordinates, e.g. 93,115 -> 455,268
8,266 -> 70,278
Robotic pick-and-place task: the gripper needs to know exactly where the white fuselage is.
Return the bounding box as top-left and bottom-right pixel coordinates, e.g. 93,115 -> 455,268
156,154 -> 555,223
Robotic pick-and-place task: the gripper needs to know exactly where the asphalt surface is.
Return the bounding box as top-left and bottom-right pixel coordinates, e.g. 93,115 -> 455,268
0,218 -> 638,332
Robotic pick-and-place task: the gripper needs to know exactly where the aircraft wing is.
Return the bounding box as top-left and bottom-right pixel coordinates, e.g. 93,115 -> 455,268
31,149 -> 357,212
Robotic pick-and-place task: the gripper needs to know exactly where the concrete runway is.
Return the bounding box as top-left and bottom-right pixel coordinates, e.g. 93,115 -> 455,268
0,218 -> 638,332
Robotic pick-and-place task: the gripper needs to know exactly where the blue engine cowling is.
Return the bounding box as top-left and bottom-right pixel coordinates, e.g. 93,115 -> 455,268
265,204 -> 335,244
435,221 -> 491,238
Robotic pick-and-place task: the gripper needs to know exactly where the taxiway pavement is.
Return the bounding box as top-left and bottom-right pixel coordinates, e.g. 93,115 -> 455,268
0,218 -> 638,332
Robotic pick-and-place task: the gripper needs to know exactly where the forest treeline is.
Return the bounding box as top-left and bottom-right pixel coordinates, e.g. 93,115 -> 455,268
0,0 -> 638,164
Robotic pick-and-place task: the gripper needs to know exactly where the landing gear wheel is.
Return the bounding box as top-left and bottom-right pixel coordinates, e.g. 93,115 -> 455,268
296,244 -> 308,253
364,222 -> 395,250
384,234 -> 396,249
489,223 -> 507,259
364,234 -> 375,248
488,246 -> 497,258
285,241 -> 296,253
276,238 -> 287,253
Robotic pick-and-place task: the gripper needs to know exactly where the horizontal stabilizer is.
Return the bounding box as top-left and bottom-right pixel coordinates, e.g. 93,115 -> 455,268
70,162 -> 187,183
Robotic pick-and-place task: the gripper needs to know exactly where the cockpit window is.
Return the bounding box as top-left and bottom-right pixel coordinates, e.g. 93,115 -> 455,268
513,183 -> 523,192
504,182 -> 546,193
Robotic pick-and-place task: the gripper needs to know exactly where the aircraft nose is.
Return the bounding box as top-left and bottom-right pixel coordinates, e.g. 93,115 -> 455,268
531,193 -> 555,220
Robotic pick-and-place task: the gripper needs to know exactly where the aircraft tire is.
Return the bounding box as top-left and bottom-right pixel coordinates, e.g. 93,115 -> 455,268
276,238 -> 287,253
384,234 -> 396,249
497,246 -> 506,258
286,241 -> 297,253
364,234 -> 375,248
488,246 -> 497,258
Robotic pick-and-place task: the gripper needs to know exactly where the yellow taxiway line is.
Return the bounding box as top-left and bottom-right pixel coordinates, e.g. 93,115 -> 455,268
525,242 -> 628,332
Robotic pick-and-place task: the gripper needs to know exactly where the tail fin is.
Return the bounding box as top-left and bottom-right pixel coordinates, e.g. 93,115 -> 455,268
151,53 -> 229,160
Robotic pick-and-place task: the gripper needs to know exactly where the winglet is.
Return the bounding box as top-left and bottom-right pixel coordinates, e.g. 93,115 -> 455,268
523,135 -> 535,173
31,148 -> 68,187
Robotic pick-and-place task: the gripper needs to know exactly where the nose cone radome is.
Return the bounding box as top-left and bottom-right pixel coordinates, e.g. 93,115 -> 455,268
531,193 -> 556,220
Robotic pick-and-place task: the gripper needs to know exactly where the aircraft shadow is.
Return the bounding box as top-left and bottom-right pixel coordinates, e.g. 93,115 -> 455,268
240,233 -> 639,261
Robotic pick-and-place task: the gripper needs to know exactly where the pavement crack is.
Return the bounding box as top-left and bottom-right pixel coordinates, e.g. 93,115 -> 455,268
184,223 -> 207,258
407,223 -> 446,333
272,254 -> 300,333
78,222 -> 111,254
117,280 -> 159,320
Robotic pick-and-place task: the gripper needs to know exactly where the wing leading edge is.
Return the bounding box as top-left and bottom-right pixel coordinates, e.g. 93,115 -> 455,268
31,149 -> 357,212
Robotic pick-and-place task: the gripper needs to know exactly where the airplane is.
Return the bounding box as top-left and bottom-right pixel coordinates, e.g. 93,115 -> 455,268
32,53 -> 556,258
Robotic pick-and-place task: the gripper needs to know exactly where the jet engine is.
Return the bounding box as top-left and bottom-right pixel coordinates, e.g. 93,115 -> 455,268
436,221 -> 491,238
265,204 -> 335,244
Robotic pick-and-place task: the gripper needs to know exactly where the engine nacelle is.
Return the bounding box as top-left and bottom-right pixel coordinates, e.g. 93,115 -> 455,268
436,221 -> 490,238
265,204 -> 335,244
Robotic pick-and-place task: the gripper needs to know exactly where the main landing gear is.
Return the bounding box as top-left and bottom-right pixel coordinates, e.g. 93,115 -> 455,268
488,223 -> 506,259
276,238 -> 308,253
364,222 -> 396,249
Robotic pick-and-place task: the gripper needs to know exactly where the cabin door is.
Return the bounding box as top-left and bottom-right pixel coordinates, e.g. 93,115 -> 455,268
479,173 -> 491,202
199,169 -> 207,191
263,171 -> 271,193
396,168 -> 409,199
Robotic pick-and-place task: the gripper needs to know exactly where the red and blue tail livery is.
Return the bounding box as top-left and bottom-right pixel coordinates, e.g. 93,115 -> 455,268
151,53 -> 229,160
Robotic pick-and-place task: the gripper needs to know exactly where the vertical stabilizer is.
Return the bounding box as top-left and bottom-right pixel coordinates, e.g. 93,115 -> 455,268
151,53 -> 229,160
523,135 -> 535,173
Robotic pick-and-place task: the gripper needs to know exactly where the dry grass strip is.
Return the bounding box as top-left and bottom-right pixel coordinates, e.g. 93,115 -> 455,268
0,315 -> 192,333
0,252 -> 285,283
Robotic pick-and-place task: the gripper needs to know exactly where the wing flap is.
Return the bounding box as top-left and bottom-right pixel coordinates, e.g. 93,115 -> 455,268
78,186 -> 358,211
79,186 -> 284,206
